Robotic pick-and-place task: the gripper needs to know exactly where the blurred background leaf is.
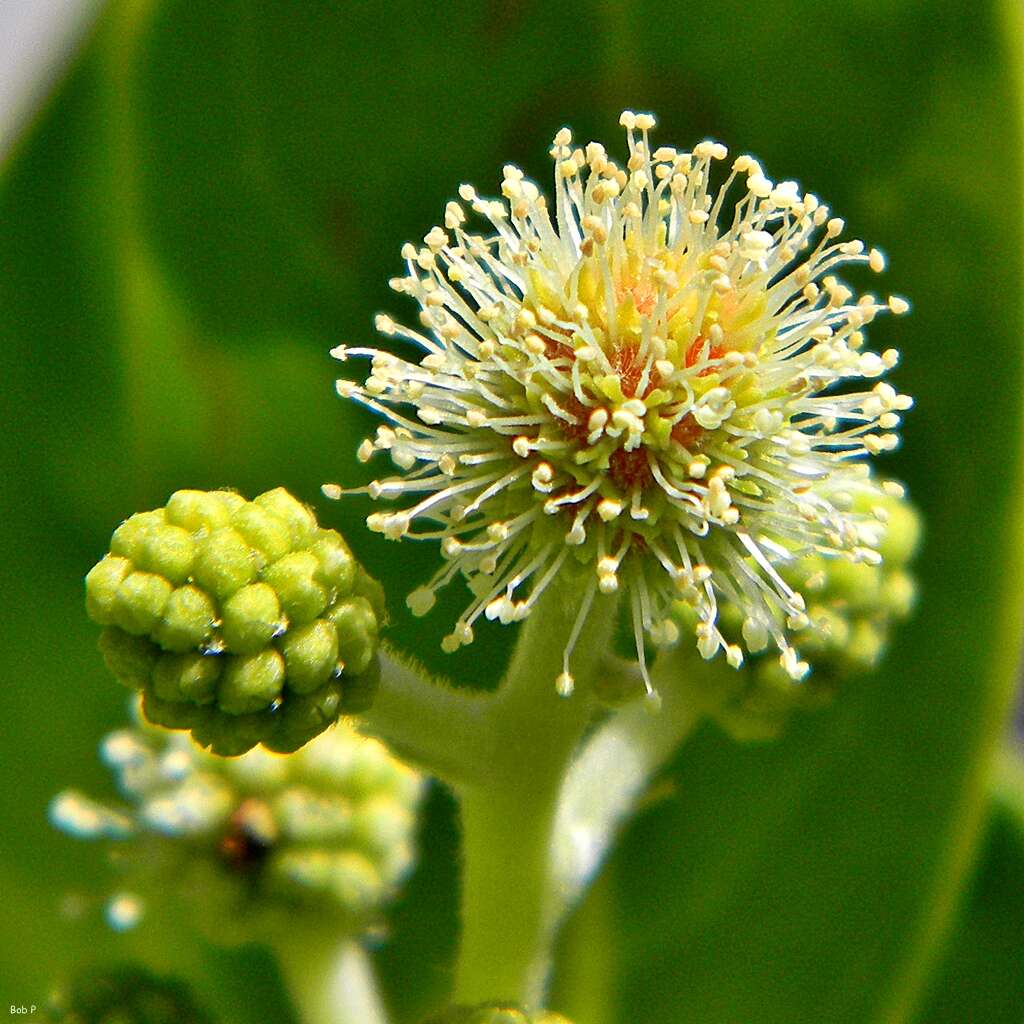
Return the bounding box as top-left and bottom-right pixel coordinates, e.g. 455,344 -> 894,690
916,748 -> 1024,1024
1,1 -> 1021,1022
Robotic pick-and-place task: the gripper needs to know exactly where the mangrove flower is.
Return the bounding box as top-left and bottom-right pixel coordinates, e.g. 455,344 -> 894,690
329,111 -> 911,694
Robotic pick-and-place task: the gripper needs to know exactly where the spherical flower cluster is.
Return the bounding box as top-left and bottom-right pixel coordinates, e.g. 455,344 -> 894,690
330,112 -> 911,693
85,488 -> 383,755
50,711 -> 424,944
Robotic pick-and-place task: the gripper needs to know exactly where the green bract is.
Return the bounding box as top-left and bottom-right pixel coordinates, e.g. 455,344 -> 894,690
85,488 -> 384,755
50,710 -> 424,945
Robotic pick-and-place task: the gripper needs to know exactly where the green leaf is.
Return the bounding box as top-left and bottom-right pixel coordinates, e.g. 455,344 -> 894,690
916,750 -> 1024,1024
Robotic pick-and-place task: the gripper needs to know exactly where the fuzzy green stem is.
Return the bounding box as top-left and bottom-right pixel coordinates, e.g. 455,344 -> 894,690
455,634 -> 706,1008
453,578 -> 618,1007
275,933 -> 389,1024
360,644 -> 498,786
455,782 -> 566,1006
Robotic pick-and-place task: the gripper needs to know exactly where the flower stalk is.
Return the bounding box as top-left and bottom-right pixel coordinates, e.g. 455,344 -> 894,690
453,579 -> 616,1006
274,932 -> 390,1024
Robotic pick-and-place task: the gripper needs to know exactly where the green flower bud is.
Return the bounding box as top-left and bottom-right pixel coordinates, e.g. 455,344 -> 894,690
142,691 -> 203,730
279,619 -> 339,694
98,628 -> 159,691
113,572 -> 174,636
311,532 -> 357,593
136,524 -> 196,585
84,556 -> 132,626
422,1006 -> 574,1024
254,486 -> 317,549
328,596 -> 379,675
165,489 -> 232,533
265,677 -> 346,755
262,551 -> 328,625
51,712 -> 425,946
218,650 -> 286,715
672,479 -> 920,740
85,489 -> 383,755
353,566 -> 388,624
47,963 -> 213,1024
337,657 -> 380,715
220,583 -> 282,654
110,510 -> 166,562
154,586 -> 216,652
192,708 -> 274,758
230,501 -> 292,562
192,527 -> 260,601
152,651 -> 221,704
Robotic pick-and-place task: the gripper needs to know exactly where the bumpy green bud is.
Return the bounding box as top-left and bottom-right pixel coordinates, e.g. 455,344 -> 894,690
153,585 -> 217,652
672,481 -> 921,740
191,527 -> 259,600
422,1006 -> 574,1024
230,501 -> 292,562
136,524 -> 196,585
110,510 -> 165,560
220,582 -> 281,653
47,964 -> 213,1024
165,489 -> 232,533
84,556 -> 132,625
151,651 -> 221,704
50,710 -> 424,947
218,649 -> 286,714
254,487 -> 318,548
112,572 -> 174,636
85,488 -> 384,755
262,550 -> 329,624
328,596 -> 379,675
279,619 -> 339,693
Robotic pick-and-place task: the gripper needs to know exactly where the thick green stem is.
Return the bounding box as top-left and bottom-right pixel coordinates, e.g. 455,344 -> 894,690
453,578 -> 618,1007
454,629 -> 705,1009
455,782 -> 566,1006
275,933 -> 389,1024
359,644 -> 498,787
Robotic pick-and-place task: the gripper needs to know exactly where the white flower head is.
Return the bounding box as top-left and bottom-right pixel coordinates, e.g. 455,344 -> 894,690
331,112 -> 911,694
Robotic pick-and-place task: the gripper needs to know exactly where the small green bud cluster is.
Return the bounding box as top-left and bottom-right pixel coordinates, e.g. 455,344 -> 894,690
422,1006 -> 573,1024
714,485 -> 919,739
47,963 -> 213,1024
659,484 -> 920,737
85,488 -> 385,755
50,710 -> 424,945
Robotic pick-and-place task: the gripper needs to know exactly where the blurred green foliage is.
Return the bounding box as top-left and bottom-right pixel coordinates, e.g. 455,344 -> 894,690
1,1 -> 1022,1022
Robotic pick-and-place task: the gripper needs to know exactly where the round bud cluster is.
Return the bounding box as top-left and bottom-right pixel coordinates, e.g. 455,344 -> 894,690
663,481 -> 920,737
85,488 -> 385,755
50,710 -> 424,945
422,1006 -> 573,1024
47,964 -> 212,1024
